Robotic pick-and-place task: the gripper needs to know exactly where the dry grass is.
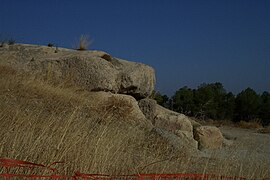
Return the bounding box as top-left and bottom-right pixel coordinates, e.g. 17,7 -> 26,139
258,125 -> 270,134
196,117 -> 264,130
191,117 -> 235,128
74,34 -> 91,51
0,64 -> 270,179
237,120 -> 263,129
0,65 -> 184,175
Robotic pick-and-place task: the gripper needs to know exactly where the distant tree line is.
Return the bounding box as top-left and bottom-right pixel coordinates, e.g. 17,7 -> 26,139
152,82 -> 270,126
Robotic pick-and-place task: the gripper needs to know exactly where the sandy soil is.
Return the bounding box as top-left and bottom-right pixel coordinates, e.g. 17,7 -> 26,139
196,126 -> 270,174
219,126 -> 270,161
199,126 -> 270,160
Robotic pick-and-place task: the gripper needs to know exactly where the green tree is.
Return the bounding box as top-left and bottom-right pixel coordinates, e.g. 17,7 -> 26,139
171,82 -> 235,120
161,94 -> 169,108
260,91 -> 270,125
152,91 -> 169,107
234,88 -> 261,121
172,86 -> 194,115
222,92 -> 235,120
193,82 -> 226,120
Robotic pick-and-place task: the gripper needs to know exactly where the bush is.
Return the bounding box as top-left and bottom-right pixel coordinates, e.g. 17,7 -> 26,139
8,38 -> 16,45
0,37 -> 6,47
74,34 -> 91,51
0,37 -> 16,46
258,125 -> 270,133
237,120 -> 262,129
47,43 -> 54,47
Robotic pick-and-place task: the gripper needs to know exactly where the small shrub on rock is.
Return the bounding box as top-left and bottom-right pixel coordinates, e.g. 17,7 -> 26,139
47,43 -> 54,47
74,34 -> 91,51
8,38 -> 16,45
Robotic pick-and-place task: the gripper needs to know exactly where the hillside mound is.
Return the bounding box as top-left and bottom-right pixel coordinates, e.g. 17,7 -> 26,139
1,44 -> 269,178
0,44 -> 155,99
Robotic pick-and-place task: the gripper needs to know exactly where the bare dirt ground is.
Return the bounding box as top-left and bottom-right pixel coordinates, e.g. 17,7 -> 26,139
219,126 -> 270,161
194,125 -> 270,177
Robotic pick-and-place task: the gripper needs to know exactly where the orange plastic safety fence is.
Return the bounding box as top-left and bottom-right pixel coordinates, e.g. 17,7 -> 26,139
0,158 -> 268,180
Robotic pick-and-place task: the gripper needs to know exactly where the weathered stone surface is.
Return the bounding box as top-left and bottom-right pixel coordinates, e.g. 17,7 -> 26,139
174,130 -> 198,149
194,126 -> 224,150
155,105 -> 193,133
0,44 -> 155,99
116,58 -> 155,99
80,91 -> 153,129
154,105 -> 197,149
137,100 -> 198,149
138,98 -> 157,123
138,99 -> 194,133
148,128 -> 198,152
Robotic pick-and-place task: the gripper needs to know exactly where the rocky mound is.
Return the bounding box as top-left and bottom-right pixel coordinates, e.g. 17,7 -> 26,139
138,98 -> 230,150
0,44 -> 155,99
0,44 -> 231,152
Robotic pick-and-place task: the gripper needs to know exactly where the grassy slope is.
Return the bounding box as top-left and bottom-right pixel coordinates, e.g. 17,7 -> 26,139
0,64 -> 269,179
0,65 -> 188,175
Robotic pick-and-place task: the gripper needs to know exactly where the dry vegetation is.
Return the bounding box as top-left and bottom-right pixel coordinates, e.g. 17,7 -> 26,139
237,120 -> 263,129
0,65 -> 269,179
0,65 -> 187,176
74,34 -> 91,51
257,125 -> 270,134
195,118 -> 265,131
193,118 -> 234,127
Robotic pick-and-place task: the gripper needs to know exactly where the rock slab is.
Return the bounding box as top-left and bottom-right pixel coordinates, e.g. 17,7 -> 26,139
0,44 -> 155,99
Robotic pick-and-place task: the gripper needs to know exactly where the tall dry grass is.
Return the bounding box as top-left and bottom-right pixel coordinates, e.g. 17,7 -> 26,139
237,120 -> 263,129
258,125 -> 270,134
74,34 -> 91,51
0,65 -> 269,179
0,65 -> 186,175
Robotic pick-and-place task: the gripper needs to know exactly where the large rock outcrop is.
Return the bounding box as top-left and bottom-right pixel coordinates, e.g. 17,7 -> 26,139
0,44 -> 155,99
0,44 -> 232,151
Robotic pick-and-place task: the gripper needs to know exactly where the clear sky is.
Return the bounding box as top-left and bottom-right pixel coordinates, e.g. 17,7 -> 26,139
1,0 -> 270,96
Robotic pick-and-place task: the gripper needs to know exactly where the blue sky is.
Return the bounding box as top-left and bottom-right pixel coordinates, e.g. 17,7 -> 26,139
1,0 -> 270,96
